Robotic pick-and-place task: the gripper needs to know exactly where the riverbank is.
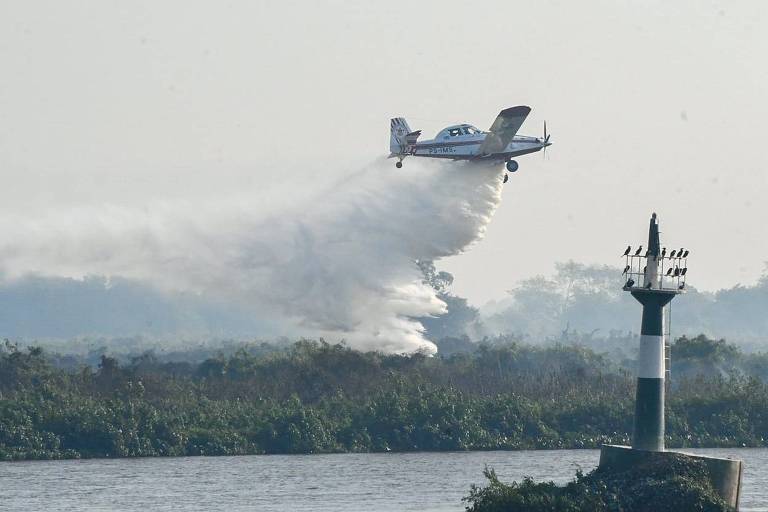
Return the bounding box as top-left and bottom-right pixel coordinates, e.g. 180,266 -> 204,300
2,387 -> 767,461
3,340 -> 768,461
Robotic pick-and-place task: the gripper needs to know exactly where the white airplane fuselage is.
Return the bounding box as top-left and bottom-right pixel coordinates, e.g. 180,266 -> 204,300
407,129 -> 547,162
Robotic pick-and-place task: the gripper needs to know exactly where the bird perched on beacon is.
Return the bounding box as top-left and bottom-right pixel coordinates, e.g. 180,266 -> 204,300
634,246 -> 643,256
623,246 -> 631,257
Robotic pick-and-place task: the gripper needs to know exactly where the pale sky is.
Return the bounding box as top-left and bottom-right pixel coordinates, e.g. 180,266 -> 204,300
1,0 -> 767,306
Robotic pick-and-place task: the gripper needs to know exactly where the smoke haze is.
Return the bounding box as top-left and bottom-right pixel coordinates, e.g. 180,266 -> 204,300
0,159 -> 504,353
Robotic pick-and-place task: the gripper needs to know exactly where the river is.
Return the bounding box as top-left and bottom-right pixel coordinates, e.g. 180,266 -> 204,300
1,448 -> 765,511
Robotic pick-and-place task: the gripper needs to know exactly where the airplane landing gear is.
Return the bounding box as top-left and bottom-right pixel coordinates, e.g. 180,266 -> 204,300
395,161 -> 403,168
506,160 -> 519,172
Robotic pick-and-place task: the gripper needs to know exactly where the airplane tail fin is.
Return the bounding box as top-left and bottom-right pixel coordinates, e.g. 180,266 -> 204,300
389,117 -> 420,155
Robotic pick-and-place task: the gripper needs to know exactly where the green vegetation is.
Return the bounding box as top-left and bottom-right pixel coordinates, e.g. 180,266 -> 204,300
464,454 -> 732,512
1,336 -> 767,460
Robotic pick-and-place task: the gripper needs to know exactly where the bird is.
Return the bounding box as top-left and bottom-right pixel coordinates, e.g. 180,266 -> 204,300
670,250 -> 677,258
678,248 -> 684,258
681,268 -> 687,276
634,245 -> 643,256
644,249 -> 650,258
678,283 -> 686,290
643,266 -> 647,273
623,246 -> 631,256
625,278 -> 635,288
666,267 -> 674,276
682,250 -> 689,258
673,267 -> 681,277
622,265 -> 630,275
661,247 -> 667,258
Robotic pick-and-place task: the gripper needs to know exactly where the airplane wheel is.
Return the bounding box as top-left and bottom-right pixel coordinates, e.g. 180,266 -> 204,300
396,161 -> 403,168
506,160 -> 519,172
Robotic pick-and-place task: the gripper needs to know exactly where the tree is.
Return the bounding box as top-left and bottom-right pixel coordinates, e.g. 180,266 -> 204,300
416,260 -> 481,343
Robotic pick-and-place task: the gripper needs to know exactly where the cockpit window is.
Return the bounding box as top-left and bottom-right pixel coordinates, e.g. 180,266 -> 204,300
444,126 -> 482,137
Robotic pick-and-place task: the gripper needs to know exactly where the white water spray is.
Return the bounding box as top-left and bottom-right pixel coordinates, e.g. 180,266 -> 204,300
0,158 -> 504,353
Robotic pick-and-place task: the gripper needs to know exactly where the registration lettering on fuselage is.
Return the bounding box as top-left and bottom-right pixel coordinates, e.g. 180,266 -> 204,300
428,146 -> 455,154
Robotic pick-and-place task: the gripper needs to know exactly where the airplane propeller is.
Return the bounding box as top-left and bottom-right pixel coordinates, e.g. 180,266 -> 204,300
542,121 -> 551,159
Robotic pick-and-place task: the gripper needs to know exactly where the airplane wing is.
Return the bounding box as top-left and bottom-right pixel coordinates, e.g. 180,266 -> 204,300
478,106 -> 531,155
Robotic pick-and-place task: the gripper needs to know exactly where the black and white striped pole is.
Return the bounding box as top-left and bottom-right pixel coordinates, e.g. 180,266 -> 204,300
622,213 -> 684,452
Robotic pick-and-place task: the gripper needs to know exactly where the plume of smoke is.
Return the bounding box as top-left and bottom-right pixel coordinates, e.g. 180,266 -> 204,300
0,158 -> 503,353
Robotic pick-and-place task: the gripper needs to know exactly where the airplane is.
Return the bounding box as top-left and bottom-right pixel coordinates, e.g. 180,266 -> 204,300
389,106 -> 551,182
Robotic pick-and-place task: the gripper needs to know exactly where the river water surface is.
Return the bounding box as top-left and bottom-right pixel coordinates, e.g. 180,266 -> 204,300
1,448 -> 765,511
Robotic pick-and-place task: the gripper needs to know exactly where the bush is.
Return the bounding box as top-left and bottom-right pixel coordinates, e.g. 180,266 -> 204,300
464,455 -> 732,512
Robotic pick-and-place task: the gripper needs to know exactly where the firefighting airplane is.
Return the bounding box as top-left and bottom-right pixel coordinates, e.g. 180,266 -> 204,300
389,106 -> 551,182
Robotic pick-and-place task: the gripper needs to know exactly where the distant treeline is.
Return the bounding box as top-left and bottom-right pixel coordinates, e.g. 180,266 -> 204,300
476,261 -> 768,348
2,261 -> 767,347
1,336 -> 767,460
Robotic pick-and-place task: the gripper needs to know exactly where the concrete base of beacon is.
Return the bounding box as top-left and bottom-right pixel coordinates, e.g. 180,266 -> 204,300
599,445 -> 742,509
